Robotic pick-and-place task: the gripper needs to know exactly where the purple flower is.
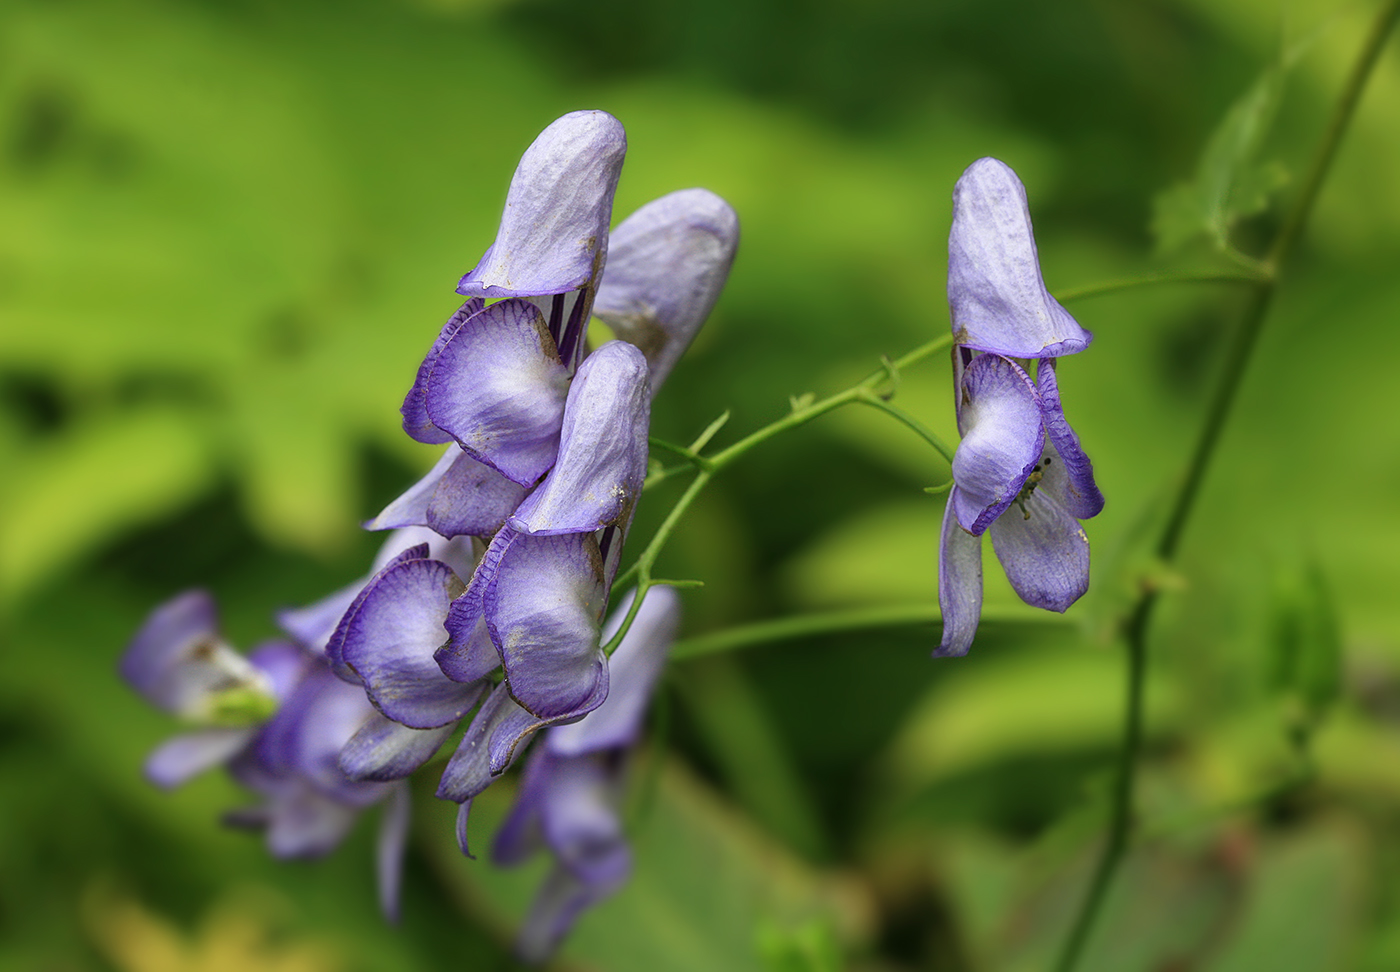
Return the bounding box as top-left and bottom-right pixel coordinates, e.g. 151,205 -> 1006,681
492,586 -> 677,962
592,188 -> 740,391
121,592 -> 413,920
938,159 -> 1104,657
398,111 -> 627,489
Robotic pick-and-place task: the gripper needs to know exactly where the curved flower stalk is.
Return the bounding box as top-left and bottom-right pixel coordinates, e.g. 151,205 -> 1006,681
120,591 -> 414,921
938,158 -> 1105,657
489,586 -> 677,962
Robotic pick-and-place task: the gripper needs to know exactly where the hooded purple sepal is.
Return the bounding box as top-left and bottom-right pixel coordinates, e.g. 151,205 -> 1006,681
334,552 -> 483,730
367,445 -> 530,540
593,188 -> 740,392
456,110 -> 626,303
121,589 -> 274,722
1035,358 -> 1104,520
339,711 -> 461,782
508,341 -> 650,536
485,531 -> 611,721
988,442 -> 1091,612
402,298 -> 486,444
948,158 -> 1092,358
325,544 -> 430,684
951,353 -> 1046,536
936,491 -> 984,658
437,527 -> 513,685
423,298 -> 570,487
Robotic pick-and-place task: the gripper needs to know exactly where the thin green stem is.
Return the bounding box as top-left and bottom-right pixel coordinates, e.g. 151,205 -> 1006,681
1056,268 -> 1267,303
1053,5 -> 1400,970
671,604 -> 945,661
855,390 -> 956,464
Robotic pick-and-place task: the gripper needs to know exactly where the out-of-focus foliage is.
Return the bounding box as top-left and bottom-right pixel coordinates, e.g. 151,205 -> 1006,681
5,0 -> 1400,969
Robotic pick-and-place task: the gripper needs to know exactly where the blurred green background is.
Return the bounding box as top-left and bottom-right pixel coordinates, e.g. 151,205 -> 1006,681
4,0 -> 1400,969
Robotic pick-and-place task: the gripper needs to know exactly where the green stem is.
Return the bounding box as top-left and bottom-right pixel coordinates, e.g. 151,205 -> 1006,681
607,334 -> 956,652
1053,5 -> 1400,969
1056,268 -> 1267,303
671,604 -> 945,661
855,390 -> 956,464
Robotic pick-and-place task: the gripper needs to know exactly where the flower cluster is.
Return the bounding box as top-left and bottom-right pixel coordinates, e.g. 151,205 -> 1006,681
121,109 -> 736,952
938,158 -> 1105,656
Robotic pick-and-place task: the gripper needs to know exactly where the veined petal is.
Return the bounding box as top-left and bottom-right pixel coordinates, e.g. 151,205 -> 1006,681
277,579 -> 363,654
339,711 -> 460,782
376,784 -> 411,924
363,446 -> 459,532
936,490 -> 984,658
456,110 -> 625,302
145,728 -> 253,789
593,188 -> 740,392
436,682 -> 540,805
366,446 -> 529,540
337,556 -> 479,729
437,527 -> 513,685
1036,358 -> 1104,519
948,158 -> 1091,358
326,544 -> 430,683
508,341 -> 650,536
121,590 -> 270,719
951,353 -> 1045,535
484,531 -> 610,720
424,298 -> 569,487
401,298 -> 486,444
988,447 -> 1090,612
549,586 -> 677,757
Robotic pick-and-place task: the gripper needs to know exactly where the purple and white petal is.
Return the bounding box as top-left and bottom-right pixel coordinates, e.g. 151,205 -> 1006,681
339,710 -> 460,782
1035,358 -> 1104,520
549,586 -> 677,758
402,298 -> 486,444
376,783 -> 411,924
948,158 -> 1092,358
988,448 -> 1091,612
426,450 -> 531,539
424,298 -> 569,487
364,446 -> 460,532
436,682 -> 542,805
537,755 -> 630,886
326,543 -> 431,683
936,490 -> 984,658
437,527 -> 513,685
120,590 -> 270,718
593,188 -> 739,392
337,556 -> 480,729
508,341 -> 650,536
484,531 -> 610,720
456,110 -> 625,304
951,353 -> 1046,535
145,728 -> 253,789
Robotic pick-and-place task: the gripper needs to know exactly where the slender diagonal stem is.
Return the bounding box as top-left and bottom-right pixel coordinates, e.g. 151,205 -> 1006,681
1053,5 -> 1400,970
1056,268 -> 1268,303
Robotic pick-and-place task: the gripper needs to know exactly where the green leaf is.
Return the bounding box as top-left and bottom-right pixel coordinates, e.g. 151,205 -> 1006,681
1150,61 -> 1292,253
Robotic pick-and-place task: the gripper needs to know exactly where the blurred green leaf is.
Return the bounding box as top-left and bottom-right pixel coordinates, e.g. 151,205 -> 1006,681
1265,556 -> 1343,731
1151,58 -> 1292,253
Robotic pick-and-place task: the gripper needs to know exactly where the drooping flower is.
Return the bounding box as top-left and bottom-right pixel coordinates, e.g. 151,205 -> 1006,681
490,586 -> 677,962
938,158 -> 1104,657
592,188 -> 740,391
121,591 -> 413,920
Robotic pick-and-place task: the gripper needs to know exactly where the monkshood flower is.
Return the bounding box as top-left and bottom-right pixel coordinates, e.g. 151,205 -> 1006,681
121,592 -> 412,920
399,110 -> 626,491
592,187 -> 741,391
374,186 -> 739,539
937,158 -> 1104,657
492,586 -> 678,963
